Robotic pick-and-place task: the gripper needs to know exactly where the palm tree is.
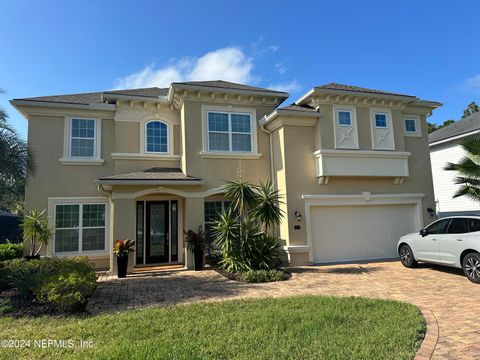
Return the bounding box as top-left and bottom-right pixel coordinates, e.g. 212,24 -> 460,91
0,88 -> 35,211
252,180 -> 284,234
222,180 -> 257,240
22,209 -> 53,257
445,135 -> 480,201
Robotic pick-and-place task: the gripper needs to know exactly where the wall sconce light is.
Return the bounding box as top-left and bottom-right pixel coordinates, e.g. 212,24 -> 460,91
427,207 -> 435,217
294,211 -> 302,222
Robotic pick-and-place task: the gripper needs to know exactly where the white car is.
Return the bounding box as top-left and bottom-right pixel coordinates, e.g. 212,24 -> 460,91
397,216 -> 480,283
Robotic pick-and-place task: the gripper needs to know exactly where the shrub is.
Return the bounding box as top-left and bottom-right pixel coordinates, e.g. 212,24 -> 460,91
241,269 -> 287,283
1,257 -> 97,311
0,298 -> 13,314
36,271 -> 97,311
0,243 -> 24,262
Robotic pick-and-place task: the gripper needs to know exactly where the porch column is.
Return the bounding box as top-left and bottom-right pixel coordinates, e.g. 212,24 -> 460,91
111,198 -> 136,274
183,197 -> 204,269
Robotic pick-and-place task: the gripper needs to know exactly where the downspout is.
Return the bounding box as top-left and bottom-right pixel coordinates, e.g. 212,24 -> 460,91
97,183 -> 115,273
259,117 -> 275,184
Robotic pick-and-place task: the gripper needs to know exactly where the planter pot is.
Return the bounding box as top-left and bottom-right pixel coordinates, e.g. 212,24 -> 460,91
193,249 -> 204,271
117,255 -> 128,278
24,255 -> 40,261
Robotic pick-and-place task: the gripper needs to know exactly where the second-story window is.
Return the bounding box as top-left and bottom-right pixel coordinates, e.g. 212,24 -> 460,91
207,111 -> 252,152
146,120 -> 168,153
374,113 -> 388,128
337,111 -> 352,126
71,118 -> 96,157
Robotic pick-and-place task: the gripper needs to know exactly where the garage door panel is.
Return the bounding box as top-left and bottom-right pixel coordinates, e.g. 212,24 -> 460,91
311,204 -> 417,263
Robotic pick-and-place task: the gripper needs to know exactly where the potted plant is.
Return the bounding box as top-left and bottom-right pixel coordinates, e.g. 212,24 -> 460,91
21,209 -> 53,260
113,239 -> 135,278
185,226 -> 205,271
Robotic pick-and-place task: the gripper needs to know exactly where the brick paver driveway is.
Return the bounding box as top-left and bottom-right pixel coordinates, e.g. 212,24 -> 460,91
87,261 -> 480,359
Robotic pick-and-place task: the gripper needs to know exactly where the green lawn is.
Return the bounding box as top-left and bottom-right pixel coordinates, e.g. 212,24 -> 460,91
0,296 -> 425,360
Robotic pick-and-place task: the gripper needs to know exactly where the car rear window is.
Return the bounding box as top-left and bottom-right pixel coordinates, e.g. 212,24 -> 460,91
468,218 -> 480,232
447,218 -> 469,234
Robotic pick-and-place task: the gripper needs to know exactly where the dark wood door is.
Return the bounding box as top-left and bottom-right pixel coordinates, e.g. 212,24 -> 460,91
146,201 -> 169,263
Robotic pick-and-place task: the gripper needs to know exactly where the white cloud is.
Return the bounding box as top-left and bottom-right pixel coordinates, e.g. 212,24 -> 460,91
114,47 -> 253,89
274,62 -> 288,75
463,74 -> 480,92
268,80 -> 302,93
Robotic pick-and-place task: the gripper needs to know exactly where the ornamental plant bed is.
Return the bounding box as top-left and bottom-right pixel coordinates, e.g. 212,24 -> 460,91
212,264 -> 292,283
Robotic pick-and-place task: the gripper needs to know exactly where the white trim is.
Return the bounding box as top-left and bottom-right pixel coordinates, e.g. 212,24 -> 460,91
198,151 -> 262,159
302,192 -> 425,262
429,129 -> 480,146
111,153 -> 181,161
370,107 -> 395,150
139,118 -> 174,156
59,158 -> 104,165
313,149 -> 411,158
47,197 -> 110,257
62,116 -> 103,164
112,186 -> 224,200
144,120 -> 170,154
333,104 -> 359,149
202,105 -> 258,155
283,245 -> 310,254
403,114 -> 422,137
313,149 -> 410,178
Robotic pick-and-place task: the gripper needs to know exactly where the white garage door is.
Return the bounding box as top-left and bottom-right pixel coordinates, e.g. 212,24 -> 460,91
311,204 -> 418,263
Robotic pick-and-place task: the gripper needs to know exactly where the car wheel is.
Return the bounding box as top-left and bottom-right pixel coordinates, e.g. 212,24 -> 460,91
399,244 -> 417,268
462,252 -> 480,283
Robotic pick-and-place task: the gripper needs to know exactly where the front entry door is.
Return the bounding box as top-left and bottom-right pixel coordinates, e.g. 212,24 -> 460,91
146,201 -> 169,263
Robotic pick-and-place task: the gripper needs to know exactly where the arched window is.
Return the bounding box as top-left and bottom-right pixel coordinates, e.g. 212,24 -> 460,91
145,120 -> 168,153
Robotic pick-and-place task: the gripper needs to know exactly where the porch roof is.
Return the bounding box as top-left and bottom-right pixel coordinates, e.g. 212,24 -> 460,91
96,168 -> 204,185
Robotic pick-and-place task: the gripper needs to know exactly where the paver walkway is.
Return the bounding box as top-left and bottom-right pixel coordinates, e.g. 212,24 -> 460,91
87,261 -> 480,359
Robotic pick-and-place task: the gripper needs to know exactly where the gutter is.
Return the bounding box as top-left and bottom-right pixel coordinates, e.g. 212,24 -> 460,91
95,179 -> 205,186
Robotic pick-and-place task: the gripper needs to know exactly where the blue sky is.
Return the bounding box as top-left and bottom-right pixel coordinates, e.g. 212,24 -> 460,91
2,0 -> 480,139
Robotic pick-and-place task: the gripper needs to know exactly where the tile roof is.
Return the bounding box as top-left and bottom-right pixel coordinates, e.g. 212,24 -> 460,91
429,112 -> 480,144
278,104 -> 318,113
172,80 -> 289,95
15,87 -> 169,105
14,80 -> 287,105
98,168 -> 202,182
315,83 -> 415,98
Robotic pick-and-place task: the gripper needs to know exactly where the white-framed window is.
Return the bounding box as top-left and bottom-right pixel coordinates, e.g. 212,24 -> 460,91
61,117 -> 103,164
374,112 -> 388,128
70,118 -> 96,157
370,108 -> 395,150
337,110 -> 352,126
204,200 -> 233,244
403,115 -> 421,137
206,111 -> 253,152
145,120 -> 169,153
53,202 -> 107,254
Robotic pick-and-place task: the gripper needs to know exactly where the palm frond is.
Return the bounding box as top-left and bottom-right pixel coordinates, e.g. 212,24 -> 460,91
460,134 -> 480,156
452,184 -> 480,202
445,157 -> 480,177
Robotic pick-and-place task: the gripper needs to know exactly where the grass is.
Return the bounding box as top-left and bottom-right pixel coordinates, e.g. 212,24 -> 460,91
0,296 -> 425,360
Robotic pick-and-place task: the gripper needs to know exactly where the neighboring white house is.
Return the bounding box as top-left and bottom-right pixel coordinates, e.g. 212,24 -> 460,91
429,112 -> 480,216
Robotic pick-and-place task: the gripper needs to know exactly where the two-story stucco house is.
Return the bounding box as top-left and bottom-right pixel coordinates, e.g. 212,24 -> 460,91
11,80 -> 441,272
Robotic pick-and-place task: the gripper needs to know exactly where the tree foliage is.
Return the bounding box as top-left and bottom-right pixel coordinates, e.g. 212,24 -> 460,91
0,88 -> 35,212
462,101 -> 480,119
445,135 -> 480,202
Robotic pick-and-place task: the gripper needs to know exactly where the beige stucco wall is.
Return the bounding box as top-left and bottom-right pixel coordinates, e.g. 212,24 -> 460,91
26,114 -> 116,210
180,100 -> 274,187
